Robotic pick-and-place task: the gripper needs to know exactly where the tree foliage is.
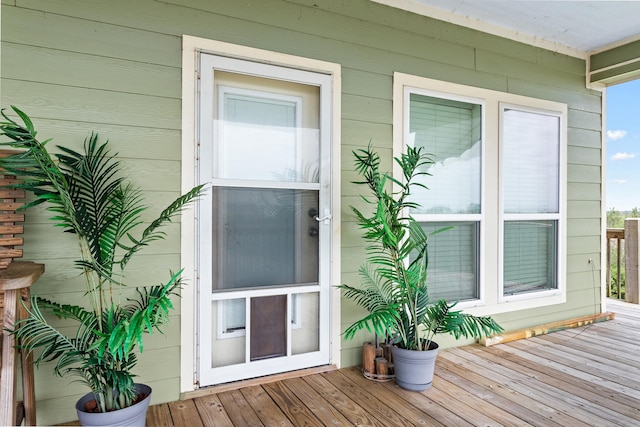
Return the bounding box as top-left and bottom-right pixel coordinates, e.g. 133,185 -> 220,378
607,207 -> 640,228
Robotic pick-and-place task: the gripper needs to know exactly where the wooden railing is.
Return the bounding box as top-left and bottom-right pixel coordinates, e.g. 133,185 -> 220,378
607,219 -> 640,303
606,227 -> 625,300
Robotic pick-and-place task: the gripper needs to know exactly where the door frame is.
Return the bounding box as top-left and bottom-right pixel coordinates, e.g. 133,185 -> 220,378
180,35 -> 341,392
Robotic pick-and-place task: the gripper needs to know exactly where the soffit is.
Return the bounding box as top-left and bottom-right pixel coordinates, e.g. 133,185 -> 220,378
373,0 -> 640,59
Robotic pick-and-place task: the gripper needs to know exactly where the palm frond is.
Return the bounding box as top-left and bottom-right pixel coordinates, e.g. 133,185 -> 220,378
0,107 -> 78,232
11,297 -> 97,375
93,270 -> 184,361
119,184 -> 205,268
424,300 -> 504,343
342,143 -> 503,351
1,107 -> 205,412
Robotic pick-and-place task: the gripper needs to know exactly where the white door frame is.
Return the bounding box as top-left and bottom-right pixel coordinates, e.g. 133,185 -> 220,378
180,36 -> 341,392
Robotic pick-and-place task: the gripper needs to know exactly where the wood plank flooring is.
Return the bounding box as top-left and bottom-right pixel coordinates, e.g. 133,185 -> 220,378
68,300 -> 640,426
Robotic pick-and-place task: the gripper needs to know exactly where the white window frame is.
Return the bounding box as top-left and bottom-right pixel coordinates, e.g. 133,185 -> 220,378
393,72 -> 567,317
404,87 -> 486,308
499,103 -> 565,303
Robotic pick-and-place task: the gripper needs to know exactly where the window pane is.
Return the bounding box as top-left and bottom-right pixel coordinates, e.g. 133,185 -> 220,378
416,222 -> 479,302
222,299 -> 245,333
212,300 -> 245,367
212,187 -> 319,291
291,292 -> 320,355
215,86 -> 320,183
503,109 -> 559,213
503,220 -> 558,295
409,93 -> 481,214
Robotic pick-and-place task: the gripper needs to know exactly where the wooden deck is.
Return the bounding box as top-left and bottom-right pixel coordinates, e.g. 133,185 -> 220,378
68,300 -> 640,426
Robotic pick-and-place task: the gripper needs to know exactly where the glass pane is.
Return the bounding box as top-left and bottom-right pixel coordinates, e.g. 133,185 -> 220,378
222,299 -> 245,333
212,299 -> 246,368
408,93 -> 481,214
212,187 -> 319,291
215,84 -> 320,183
291,292 -> 319,355
415,222 -> 479,301
503,220 -> 558,295
503,109 -> 560,213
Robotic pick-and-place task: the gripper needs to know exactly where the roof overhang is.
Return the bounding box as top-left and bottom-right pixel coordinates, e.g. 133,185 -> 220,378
372,0 -> 640,87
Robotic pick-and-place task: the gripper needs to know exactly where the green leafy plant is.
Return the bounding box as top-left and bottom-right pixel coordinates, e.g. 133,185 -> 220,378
338,144 -> 503,351
0,106 -> 205,412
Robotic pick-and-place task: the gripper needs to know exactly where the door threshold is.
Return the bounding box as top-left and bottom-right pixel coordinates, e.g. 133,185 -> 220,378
181,364 -> 337,399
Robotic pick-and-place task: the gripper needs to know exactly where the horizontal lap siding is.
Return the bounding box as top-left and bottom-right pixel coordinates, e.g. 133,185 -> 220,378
2,3 -> 189,424
1,0 -> 601,424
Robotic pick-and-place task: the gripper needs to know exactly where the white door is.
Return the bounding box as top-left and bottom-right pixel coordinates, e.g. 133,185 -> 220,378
197,54 -> 332,386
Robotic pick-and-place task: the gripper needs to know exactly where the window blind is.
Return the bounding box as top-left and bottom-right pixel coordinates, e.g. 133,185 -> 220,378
409,94 -> 481,214
419,222 -> 480,301
408,93 -> 482,302
502,109 -> 559,214
503,221 -> 557,295
502,107 -> 561,296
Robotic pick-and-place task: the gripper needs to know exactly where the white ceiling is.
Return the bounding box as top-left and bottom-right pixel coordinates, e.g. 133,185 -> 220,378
374,0 -> 640,58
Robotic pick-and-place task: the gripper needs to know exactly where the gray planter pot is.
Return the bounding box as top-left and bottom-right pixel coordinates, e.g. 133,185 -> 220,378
391,342 -> 439,391
75,383 -> 152,427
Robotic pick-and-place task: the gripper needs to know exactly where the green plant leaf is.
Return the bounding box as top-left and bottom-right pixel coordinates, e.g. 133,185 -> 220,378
340,143 -> 503,350
1,107 -> 205,412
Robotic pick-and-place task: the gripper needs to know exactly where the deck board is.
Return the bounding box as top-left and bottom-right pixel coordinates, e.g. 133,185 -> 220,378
435,358 -> 566,427
379,377 -> 475,427
490,345 -> 640,425
280,377 -> 354,425
167,399 -> 204,427
339,367 -> 447,427
145,403 -> 173,426
445,347 -> 617,427
262,380 -> 324,426
322,370 -> 418,427
304,371 -> 387,426
240,385 -> 295,427
57,299 -> 640,426
217,389 -> 264,426
193,394 -> 234,427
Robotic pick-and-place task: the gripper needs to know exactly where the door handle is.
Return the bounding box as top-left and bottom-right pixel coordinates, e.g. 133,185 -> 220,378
314,209 -> 332,225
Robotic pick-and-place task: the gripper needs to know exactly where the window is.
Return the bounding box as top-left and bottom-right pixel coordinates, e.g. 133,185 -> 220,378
407,92 -> 483,302
501,106 -> 562,299
394,72 -> 566,314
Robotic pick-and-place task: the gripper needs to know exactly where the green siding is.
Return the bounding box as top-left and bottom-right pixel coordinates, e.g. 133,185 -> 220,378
2,43 -> 181,98
1,0 -> 602,424
591,39 -> 640,71
590,39 -> 640,84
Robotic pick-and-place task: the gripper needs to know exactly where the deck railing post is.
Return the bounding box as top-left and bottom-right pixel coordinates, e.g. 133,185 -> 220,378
606,227 -> 624,299
624,219 -> 640,303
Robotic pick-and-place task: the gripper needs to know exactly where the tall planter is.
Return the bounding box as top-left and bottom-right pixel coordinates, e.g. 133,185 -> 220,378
75,383 -> 152,427
391,343 -> 439,391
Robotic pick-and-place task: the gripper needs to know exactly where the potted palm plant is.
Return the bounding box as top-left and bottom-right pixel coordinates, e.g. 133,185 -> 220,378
339,144 -> 503,391
0,106 -> 205,426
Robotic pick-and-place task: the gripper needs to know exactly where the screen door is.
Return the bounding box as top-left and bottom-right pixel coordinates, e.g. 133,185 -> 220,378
197,54 -> 332,386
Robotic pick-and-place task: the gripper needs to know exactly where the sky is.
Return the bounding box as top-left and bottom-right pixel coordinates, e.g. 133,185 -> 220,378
606,79 -> 640,212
